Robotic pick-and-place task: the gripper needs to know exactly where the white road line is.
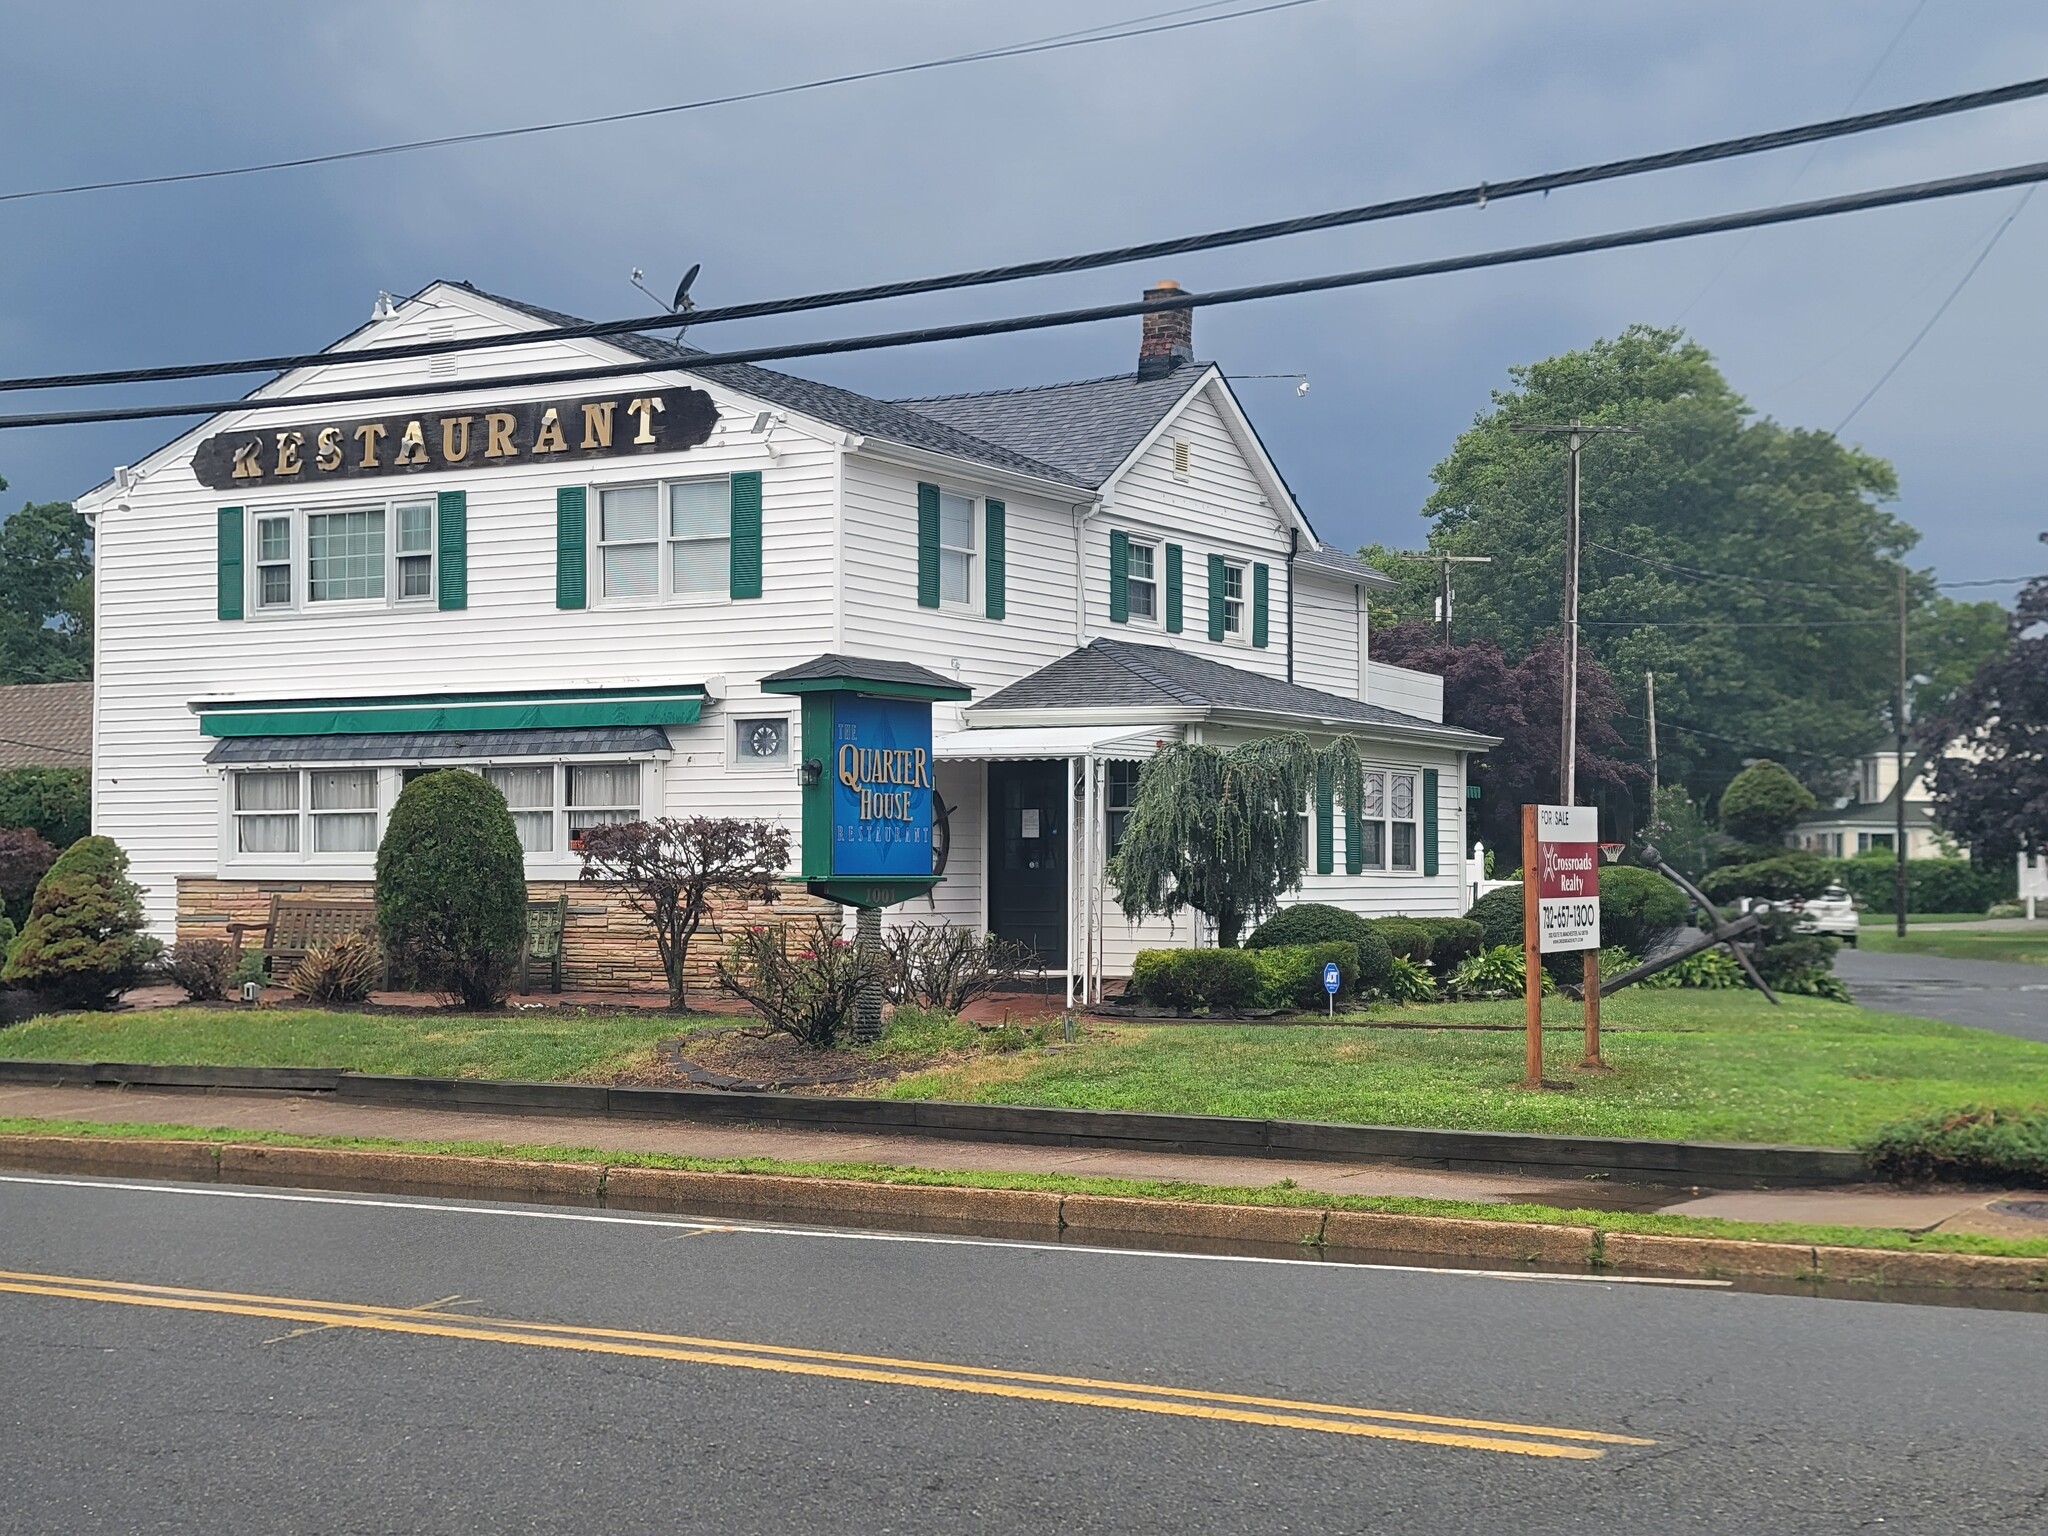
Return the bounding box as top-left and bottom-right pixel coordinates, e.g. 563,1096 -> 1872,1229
0,1172 -> 1731,1288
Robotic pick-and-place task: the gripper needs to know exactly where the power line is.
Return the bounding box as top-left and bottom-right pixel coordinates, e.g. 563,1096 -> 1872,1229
1834,184 -> 2037,433
1617,710 -> 1830,761
14,70 -> 2048,396
13,153 -> 2048,434
0,734 -> 88,761
1587,618 -> 1896,629
0,0 -> 1324,207
1586,540 -> 1882,594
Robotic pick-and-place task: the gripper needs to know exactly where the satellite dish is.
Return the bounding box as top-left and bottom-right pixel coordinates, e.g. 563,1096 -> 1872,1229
671,263 -> 700,315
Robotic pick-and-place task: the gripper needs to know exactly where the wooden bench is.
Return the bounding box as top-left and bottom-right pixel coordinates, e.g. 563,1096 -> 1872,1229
226,897 -> 380,981
521,893 -> 569,994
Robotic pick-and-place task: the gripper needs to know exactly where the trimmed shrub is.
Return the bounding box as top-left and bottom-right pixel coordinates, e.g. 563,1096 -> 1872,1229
1718,759 -> 1815,847
1465,884 -> 1524,951
1244,902 -> 1393,994
1699,853 -> 1836,904
1863,1106 -> 2048,1185
1129,947 -> 1262,1012
0,835 -> 160,1009
1370,917 -> 1431,964
1754,933 -> 1839,986
1598,866 -> 1687,956
1248,941 -> 1357,1010
0,914 -> 15,973
1379,953 -> 1437,1004
288,933 -> 381,1004
0,766 -> 91,850
1414,917 -> 1485,969
1834,856 -> 2014,916
163,938 -> 234,1002
374,770 -> 526,1009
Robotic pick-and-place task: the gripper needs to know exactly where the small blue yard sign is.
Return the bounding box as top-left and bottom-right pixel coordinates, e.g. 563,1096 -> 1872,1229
1322,962 -> 1342,995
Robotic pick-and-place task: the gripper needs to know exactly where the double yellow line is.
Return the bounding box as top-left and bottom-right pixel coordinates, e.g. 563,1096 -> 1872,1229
0,1268 -> 1651,1460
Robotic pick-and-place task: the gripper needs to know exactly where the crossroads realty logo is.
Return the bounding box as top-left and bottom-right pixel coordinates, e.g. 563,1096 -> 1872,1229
1539,841 -> 1596,895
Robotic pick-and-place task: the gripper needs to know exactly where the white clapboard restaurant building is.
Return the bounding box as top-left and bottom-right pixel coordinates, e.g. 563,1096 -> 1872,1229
77,279 -> 1495,997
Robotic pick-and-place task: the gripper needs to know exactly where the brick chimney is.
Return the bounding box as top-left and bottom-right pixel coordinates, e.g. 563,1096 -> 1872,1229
1137,280 -> 1193,380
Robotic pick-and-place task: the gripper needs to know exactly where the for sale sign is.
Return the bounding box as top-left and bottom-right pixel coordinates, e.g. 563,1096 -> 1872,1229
1535,804 -> 1601,953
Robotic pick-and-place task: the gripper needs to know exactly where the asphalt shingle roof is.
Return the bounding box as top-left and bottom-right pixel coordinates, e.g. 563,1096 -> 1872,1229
0,681 -> 91,768
761,654 -> 969,696
892,368 -> 1209,488
968,639 -> 1493,743
1295,544 -> 1399,589
203,726 -> 670,764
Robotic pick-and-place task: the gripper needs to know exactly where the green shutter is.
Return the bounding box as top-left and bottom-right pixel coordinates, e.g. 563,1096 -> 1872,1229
1252,562 -> 1270,648
1315,758 -> 1335,876
1345,770 -> 1363,876
984,498 -> 1006,619
436,490 -> 467,610
916,482 -> 941,608
1423,768 -> 1440,877
1165,543 -> 1183,633
216,507 -> 244,621
1207,554 -> 1226,641
1108,529 -> 1129,624
730,470 -> 763,599
555,487 -> 587,610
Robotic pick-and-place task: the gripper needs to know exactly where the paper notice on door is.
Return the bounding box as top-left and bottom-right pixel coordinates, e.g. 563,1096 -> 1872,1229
1021,809 -> 1041,838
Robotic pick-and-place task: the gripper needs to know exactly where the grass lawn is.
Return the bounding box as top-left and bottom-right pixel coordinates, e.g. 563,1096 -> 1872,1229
1860,912 -> 2006,926
879,990 -> 2048,1147
1861,928 -> 2048,967
0,1005 -> 682,1082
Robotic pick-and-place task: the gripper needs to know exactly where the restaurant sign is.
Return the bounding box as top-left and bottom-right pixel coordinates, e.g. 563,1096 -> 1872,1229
830,696 -> 935,881
191,388 -> 719,491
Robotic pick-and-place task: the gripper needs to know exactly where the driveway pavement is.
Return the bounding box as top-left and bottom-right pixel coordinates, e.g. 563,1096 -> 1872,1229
1835,946 -> 2048,1041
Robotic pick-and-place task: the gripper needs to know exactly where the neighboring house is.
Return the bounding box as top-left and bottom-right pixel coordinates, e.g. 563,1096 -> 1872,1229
1792,748 -> 1959,861
75,279 -> 1494,996
0,681 -> 92,772
2020,851 -> 2046,920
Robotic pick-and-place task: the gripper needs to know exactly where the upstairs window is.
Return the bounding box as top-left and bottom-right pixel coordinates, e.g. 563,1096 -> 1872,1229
308,509 -> 386,601
939,491 -> 976,605
395,501 -> 435,598
255,516 -> 293,609
243,500 -> 437,611
669,480 -> 732,594
598,485 -> 660,599
1221,561 -> 1246,639
1126,540 -> 1158,622
598,478 -> 736,602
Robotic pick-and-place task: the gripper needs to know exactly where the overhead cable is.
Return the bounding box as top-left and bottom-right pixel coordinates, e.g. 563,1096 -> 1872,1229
12,71 -> 2048,395
11,154 -> 2048,433
0,0 -> 1326,207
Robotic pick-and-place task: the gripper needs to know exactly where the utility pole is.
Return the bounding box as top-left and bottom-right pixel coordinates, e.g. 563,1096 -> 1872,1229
1645,671 -> 1660,799
1407,553 -> 1495,648
1508,422 -> 1637,804
1895,568 -> 1909,940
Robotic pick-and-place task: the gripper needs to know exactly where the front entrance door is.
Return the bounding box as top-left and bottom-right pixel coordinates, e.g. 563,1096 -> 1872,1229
987,760 -> 1067,968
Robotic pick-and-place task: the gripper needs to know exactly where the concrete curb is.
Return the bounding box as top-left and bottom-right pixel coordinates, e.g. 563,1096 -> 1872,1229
0,1058 -> 1870,1188
1,1133 -> 2041,1292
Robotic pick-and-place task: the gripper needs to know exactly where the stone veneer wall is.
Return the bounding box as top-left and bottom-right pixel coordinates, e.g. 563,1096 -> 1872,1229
175,877 -> 842,994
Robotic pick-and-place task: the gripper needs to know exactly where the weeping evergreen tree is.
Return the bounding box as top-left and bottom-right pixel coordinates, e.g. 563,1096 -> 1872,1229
1108,734 -> 1361,947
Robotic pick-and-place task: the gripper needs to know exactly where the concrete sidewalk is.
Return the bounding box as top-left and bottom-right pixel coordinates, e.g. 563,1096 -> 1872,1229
0,1082 -> 2020,1236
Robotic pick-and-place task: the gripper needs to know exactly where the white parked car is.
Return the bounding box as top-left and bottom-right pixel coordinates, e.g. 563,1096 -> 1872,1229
1795,886 -> 1861,946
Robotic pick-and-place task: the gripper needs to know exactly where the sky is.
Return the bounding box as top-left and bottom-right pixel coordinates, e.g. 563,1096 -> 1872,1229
3,0 -> 2046,592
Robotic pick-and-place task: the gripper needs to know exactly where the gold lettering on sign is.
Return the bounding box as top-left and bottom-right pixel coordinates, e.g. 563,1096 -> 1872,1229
354,423 -> 388,469
484,412 -> 518,459
231,440 -> 264,480
531,407 -> 568,454
627,396 -> 665,444
580,401 -> 616,449
394,419 -> 430,467
441,416 -> 473,463
274,431 -> 304,477
315,426 -> 343,471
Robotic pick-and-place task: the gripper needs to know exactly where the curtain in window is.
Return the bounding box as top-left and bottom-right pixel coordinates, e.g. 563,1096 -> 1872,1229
310,769 -> 378,852
486,765 -> 555,853
568,763 -> 640,821
234,771 -> 299,853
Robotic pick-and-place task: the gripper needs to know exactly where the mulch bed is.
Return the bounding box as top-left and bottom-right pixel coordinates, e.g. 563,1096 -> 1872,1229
615,1028 -> 911,1094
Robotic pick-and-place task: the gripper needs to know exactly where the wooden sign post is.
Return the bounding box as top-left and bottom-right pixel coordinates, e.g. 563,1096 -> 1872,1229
1522,803 -> 1603,1088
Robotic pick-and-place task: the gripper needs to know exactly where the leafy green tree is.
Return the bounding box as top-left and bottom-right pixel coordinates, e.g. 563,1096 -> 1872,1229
0,489 -> 93,684
1384,326 -> 1998,807
374,770 -> 527,1008
0,766 -> 91,848
1717,759 -> 1816,850
1,835 -> 160,1008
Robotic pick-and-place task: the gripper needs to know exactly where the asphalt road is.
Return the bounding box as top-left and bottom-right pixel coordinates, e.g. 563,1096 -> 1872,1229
3,1174 -> 2045,1534
1836,946 -> 2048,1041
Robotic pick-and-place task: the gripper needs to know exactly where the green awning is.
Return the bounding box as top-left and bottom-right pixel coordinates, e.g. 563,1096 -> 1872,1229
193,685 -> 704,739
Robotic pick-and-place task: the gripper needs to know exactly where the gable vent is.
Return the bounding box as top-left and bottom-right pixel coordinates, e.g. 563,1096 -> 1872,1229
1172,438 -> 1190,476
428,318 -> 458,379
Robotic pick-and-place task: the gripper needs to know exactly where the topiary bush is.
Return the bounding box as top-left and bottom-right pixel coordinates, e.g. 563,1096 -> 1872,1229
1465,884 -> 1524,951
1369,917 -> 1431,963
1863,1106 -> 2048,1185
1414,917 -> 1484,968
1598,865 -> 1688,956
0,835 -> 161,1009
1244,902 -> 1393,995
375,770 -> 527,1009
1717,759 -> 1815,849
1699,853 -> 1837,904
1128,947 -> 1261,1012
1247,941 -> 1357,1010
162,938 -> 234,1002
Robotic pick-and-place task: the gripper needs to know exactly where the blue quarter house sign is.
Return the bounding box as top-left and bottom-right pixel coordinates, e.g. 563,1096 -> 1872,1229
831,695 -> 934,879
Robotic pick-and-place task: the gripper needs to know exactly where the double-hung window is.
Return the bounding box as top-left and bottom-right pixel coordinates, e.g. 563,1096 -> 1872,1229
1353,769 -> 1419,872
230,768 -> 375,856
233,771 -> 300,853
1105,761 -> 1141,853
1388,770 -> 1418,871
248,500 -> 435,610
1126,541 -> 1158,622
485,765 -> 556,854
1220,561 -> 1246,639
939,491 -> 976,606
567,763 -> 643,849
598,479 -> 733,601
